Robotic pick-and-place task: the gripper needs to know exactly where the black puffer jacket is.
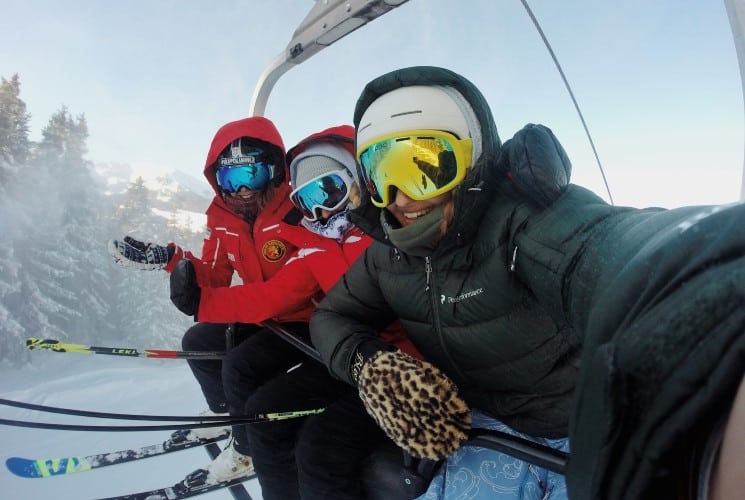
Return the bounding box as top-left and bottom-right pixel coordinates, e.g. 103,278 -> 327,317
311,66 -> 579,439
311,66 -> 745,499
514,184 -> 745,499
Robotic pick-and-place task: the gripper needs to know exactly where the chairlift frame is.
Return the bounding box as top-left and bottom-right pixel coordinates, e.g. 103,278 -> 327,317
252,0 -> 745,200
252,0 -> 745,473
724,0 -> 745,200
249,0 -> 409,117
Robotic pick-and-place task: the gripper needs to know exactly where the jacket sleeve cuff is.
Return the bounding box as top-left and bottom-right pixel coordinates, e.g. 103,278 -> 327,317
350,338 -> 396,384
162,243 -> 184,273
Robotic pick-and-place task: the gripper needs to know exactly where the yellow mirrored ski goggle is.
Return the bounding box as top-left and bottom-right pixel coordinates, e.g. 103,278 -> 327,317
356,129 -> 473,208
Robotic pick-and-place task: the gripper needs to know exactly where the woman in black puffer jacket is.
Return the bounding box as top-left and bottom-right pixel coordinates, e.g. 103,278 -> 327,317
310,65 -> 745,500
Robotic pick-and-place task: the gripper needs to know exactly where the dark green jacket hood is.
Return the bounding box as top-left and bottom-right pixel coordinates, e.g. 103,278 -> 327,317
350,66 -> 503,250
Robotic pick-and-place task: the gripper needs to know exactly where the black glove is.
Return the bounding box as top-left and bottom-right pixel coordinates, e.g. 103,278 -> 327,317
108,236 -> 174,270
497,123 -> 571,207
170,259 -> 201,317
356,349 -> 472,460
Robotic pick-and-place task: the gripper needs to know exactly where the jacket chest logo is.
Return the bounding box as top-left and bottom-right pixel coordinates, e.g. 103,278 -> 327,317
440,287 -> 485,304
262,239 -> 287,262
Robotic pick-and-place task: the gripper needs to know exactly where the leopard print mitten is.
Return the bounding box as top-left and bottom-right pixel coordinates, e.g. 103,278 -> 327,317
357,350 -> 472,460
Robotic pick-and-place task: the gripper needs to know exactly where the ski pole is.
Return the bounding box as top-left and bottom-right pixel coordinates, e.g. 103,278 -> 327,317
262,319 -> 322,363
0,408 -> 325,432
0,398 -> 257,421
1,395 -> 569,473
26,337 -> 225,359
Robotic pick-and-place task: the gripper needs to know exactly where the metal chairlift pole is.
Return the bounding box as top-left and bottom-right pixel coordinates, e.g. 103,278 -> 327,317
249,0 -> 410,117
248,0 -> 577,477
723,0 -> 745,200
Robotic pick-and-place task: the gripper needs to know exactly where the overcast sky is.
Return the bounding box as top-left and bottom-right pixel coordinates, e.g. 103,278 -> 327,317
2,0 -> 743,208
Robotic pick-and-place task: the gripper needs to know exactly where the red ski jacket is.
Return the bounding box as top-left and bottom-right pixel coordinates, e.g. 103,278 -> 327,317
163,116 -> 316,324
197,125 -> 421,359
199,224 -> 421,358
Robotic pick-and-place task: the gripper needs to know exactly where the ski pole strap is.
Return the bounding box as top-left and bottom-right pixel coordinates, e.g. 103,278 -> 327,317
466,428 -> 568,474
0,408 -> 325,432
26,338 -> 225,360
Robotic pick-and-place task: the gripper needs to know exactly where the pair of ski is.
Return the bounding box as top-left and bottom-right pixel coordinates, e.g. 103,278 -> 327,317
5,430 -> 255,499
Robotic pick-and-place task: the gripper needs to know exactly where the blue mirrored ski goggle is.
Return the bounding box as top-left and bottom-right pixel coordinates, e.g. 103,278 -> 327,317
216,161 -> 272,193
289,170 -> 354,221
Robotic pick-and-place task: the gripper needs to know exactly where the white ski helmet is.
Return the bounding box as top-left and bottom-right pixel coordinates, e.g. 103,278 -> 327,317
356,85 -> 474,149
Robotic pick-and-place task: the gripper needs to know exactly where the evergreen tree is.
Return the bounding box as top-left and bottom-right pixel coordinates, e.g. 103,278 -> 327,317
0,74 -> 33,363
0,74 -> 31,190
34,105 -> 88,163
167,206 -> 201,246
11,105 -> 116,351
115,176 -> 152,232
108,175 -> 196,347
0,241 -> 27,366
0,89 -> 206,365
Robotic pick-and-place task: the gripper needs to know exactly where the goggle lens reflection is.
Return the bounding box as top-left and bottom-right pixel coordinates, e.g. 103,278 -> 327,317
357,130 -> 472,207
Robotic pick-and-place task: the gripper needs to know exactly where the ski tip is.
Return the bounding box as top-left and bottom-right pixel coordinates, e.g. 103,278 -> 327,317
6,457 -> 42,478
5,456 -> 91,478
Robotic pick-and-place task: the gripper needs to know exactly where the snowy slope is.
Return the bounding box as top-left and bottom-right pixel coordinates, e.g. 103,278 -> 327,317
0,355 -> 264,500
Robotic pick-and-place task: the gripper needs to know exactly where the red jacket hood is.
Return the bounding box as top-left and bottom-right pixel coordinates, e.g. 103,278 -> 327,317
286,125 -> 355,166
203,116 -> 287,196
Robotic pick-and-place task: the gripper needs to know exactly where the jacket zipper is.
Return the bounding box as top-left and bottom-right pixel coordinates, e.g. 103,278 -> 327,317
425,256 -> 444,345
425,256 -> 433,291
425,256 -> 440,326
425,255 -> 466,381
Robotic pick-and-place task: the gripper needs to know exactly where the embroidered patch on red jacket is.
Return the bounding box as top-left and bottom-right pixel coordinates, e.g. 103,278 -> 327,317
262,239 -> 286,262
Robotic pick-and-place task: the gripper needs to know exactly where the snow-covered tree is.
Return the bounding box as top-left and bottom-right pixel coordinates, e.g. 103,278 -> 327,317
0,74 -> 31,190
0,82 -> 207,366
8,105 -> 117,353
107,177 -> 196,347
0,242 -> 27,365
0,74 -> 33,362
34,105 -> 88,163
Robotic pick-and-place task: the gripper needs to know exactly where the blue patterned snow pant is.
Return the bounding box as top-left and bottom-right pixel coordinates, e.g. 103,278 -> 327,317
417,410 -> 569,500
